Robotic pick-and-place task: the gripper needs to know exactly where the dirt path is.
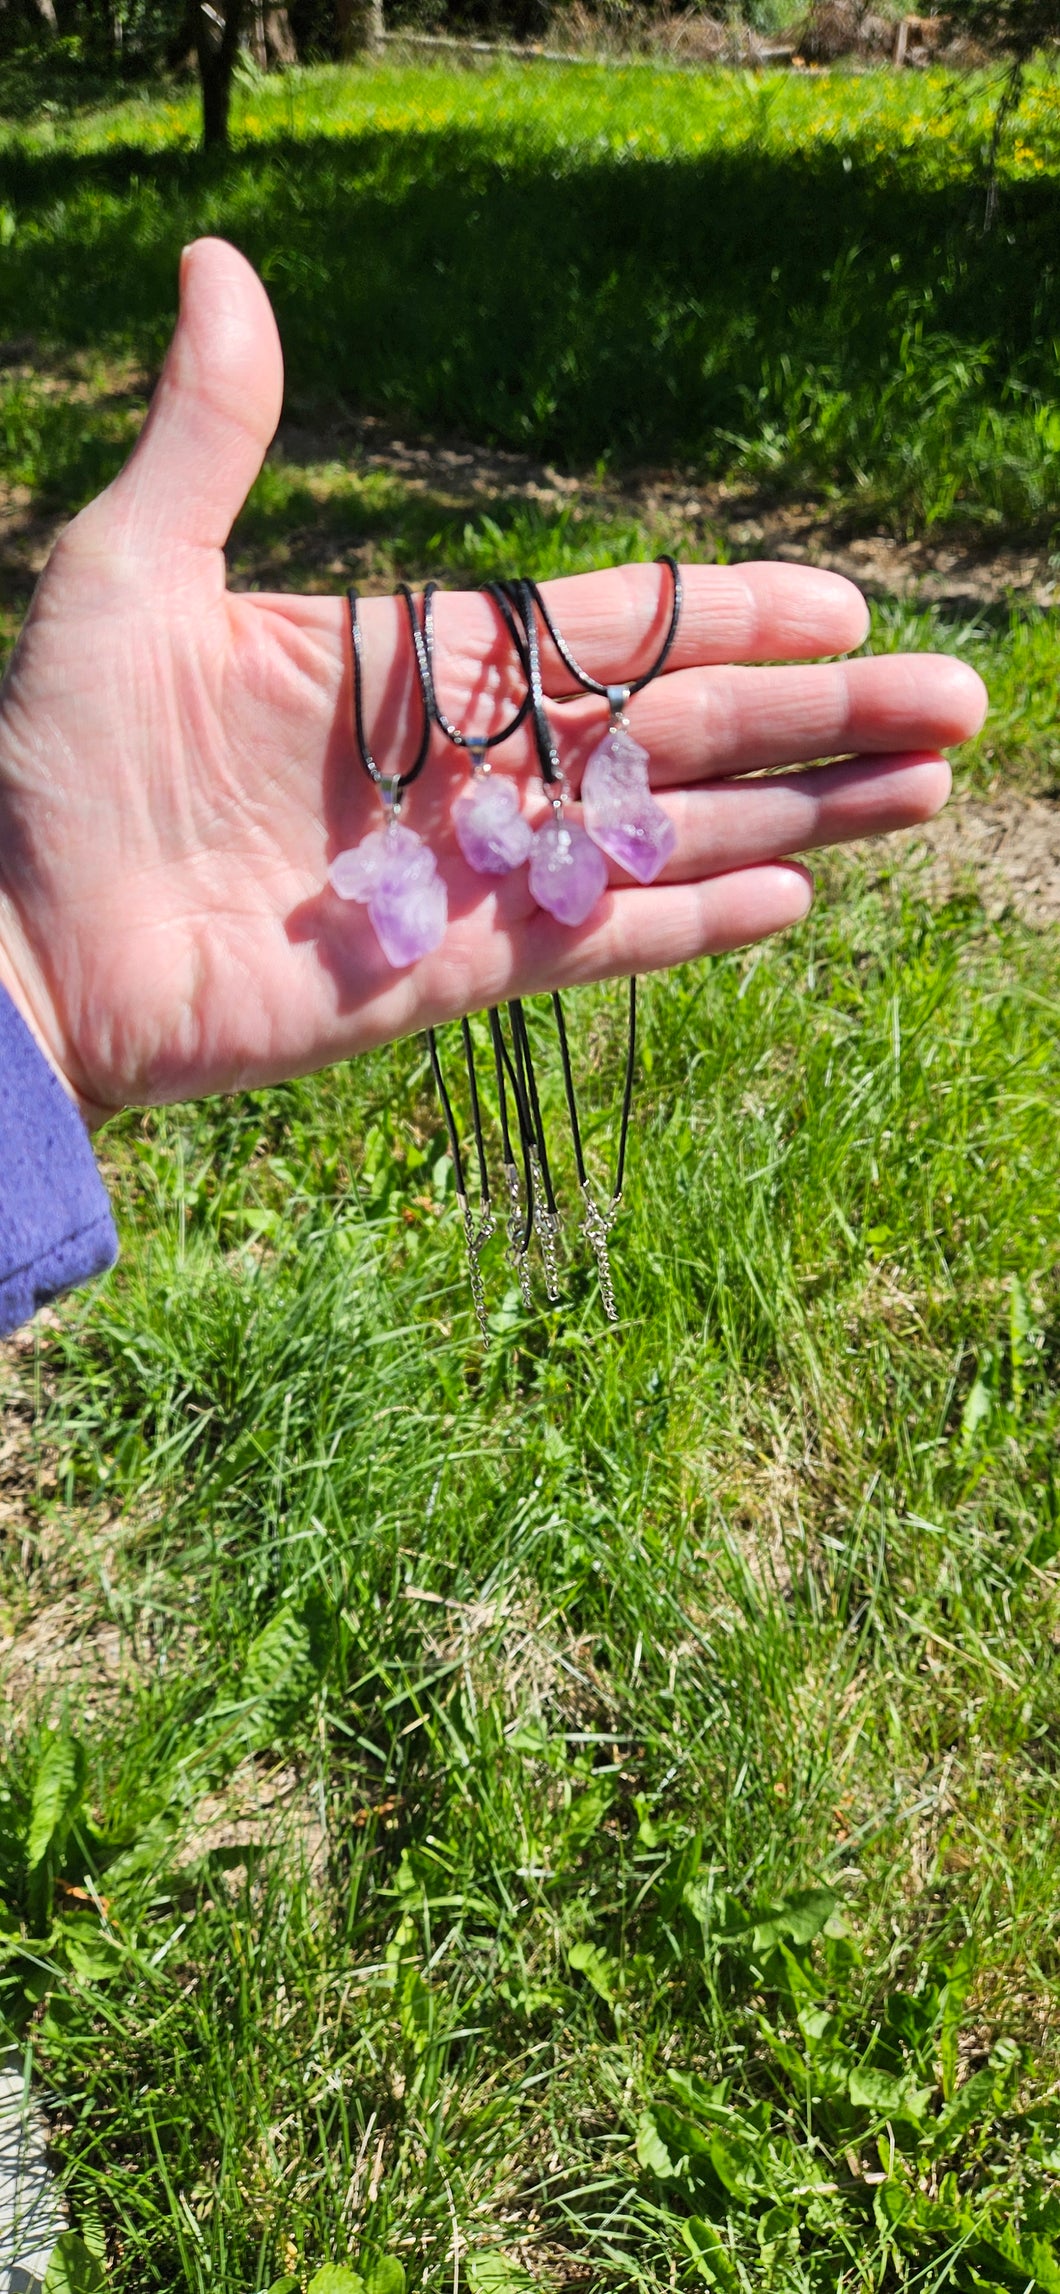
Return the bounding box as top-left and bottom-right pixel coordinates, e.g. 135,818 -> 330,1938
889,791 -> 1060,930
280,403 -> 1060,614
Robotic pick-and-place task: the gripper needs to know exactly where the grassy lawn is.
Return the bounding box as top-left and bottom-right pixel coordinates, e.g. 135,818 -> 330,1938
1,57 -> 1059,528
3,54 -> 1060,2294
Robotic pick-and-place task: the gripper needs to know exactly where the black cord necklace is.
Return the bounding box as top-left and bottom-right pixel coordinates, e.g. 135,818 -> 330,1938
326,587 -> 447,969
411,579 -> 535,880
551,981 -> 636,1323
506,556 -> 681,887
419,580 -> 531,754
518,554 -> 682,713
487,569 -> 683,1318
352,570 -> 682,1337
426,1015 -> 495,1343
405,578 -> 541,1320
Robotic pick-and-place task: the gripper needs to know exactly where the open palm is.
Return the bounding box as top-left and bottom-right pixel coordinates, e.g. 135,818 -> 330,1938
0,240 -> 985,1124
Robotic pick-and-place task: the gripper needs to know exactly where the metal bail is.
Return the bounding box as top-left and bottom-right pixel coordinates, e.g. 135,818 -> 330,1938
469,741 -> 490,777
606,684 -> 631,725
379,774 -> 403,821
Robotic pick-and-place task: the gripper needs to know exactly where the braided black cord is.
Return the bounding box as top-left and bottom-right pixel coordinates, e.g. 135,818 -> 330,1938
420,582 -> 532,753
551,976 -> 637,1211
425,1027 -> 467,1199
613,974 -> 637,1206
509,999 -> 558,1215
490,1006 -> 535,1253
516,556 -> 682,703
483,580 -> 563,787
461,1017 -> 491,1209
348,585 -> 432,791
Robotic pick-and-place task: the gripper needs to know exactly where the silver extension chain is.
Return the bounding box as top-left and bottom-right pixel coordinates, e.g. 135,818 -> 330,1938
459,1194 -> 494,1346
530,1153 -> 562,1303
504,1162 -> 533,1309
579,1184 -> 619,1322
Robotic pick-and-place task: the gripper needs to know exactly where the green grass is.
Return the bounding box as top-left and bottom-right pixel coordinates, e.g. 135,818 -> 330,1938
6,858 -> 1060,2289
0,58 -> 1058,531
4,54 -> 1060,2294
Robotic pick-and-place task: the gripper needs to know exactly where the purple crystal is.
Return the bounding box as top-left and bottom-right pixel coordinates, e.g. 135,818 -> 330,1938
581,725 -> 676,885
328,821 -> 447,967
452,776 -> 533,875
370,869 -> 448,967
329,822 -> 429,900
528,816 -> 609,927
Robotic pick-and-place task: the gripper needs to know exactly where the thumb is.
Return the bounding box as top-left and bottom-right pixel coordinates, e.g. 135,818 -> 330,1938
102,237 -> 284,554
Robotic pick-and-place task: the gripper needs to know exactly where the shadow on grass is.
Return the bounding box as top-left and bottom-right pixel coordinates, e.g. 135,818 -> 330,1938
0,123 -> 1057,522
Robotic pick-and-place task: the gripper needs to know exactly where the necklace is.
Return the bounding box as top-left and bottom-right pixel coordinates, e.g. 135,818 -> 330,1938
515,556 -> 681,887
485,577 -> 608,928
415,581 -> 535,877
327,587 -> 447,969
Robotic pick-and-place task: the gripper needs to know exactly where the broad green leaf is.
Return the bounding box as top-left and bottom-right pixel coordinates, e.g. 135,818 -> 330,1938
79,2218 -> 107,2265
306,2270 -> 365,2294
466,2259 -> 532,2293
43,2235 -> 107,2293
873,2179 -> 913,2232
848,2064 -> 933,2122
27,1732 -> 87,1871
708,2128 -> 768,2199
681,2218 -> 741,2291
397,1963 -> 432,2053
652,2103 -> 720,2165
667,2074 -> 769,2137
797,2004 -> 835,2048
636,2109 -> 675,2178
235,1596 -> 332,1744
883,1985 -> 940,2061
967,2228 -> 1060,2294
65,1929 -> 123,1983
932,2063 -> 997,2152
266,2280 -> 300,2293
563,1783 -> 613,1851
633,1795 -> 660,1847
363,2263 -> 405,2294
651,1835 -> 703,1930
757,2202 -> 800,2265
751,1888 -> 838,1952
569,1939 -> 617,2003
711,1885 -> 838,1954
959,1367 -> 993,1451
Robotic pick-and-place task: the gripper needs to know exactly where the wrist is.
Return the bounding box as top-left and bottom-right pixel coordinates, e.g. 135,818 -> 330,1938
0,937 -> 67,1089
0,922 -> 106,1132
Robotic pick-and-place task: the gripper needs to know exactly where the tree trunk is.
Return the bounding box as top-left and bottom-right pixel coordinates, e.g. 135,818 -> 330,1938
265,5 -> 297,61
196,0 -> 245,150
336,0 -> 383,58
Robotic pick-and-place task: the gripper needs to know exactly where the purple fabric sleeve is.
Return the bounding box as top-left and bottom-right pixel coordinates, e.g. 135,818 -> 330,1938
0,986 -> 118,1338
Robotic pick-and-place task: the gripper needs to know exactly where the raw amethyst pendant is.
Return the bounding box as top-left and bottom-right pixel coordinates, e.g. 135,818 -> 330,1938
528,814 -> 608,928
452,772 -> 533,876
581,724 -> 676,886
328,820 -> 447,968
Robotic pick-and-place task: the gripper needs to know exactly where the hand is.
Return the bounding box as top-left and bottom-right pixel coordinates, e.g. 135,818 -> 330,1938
0,240 -> 985,1126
